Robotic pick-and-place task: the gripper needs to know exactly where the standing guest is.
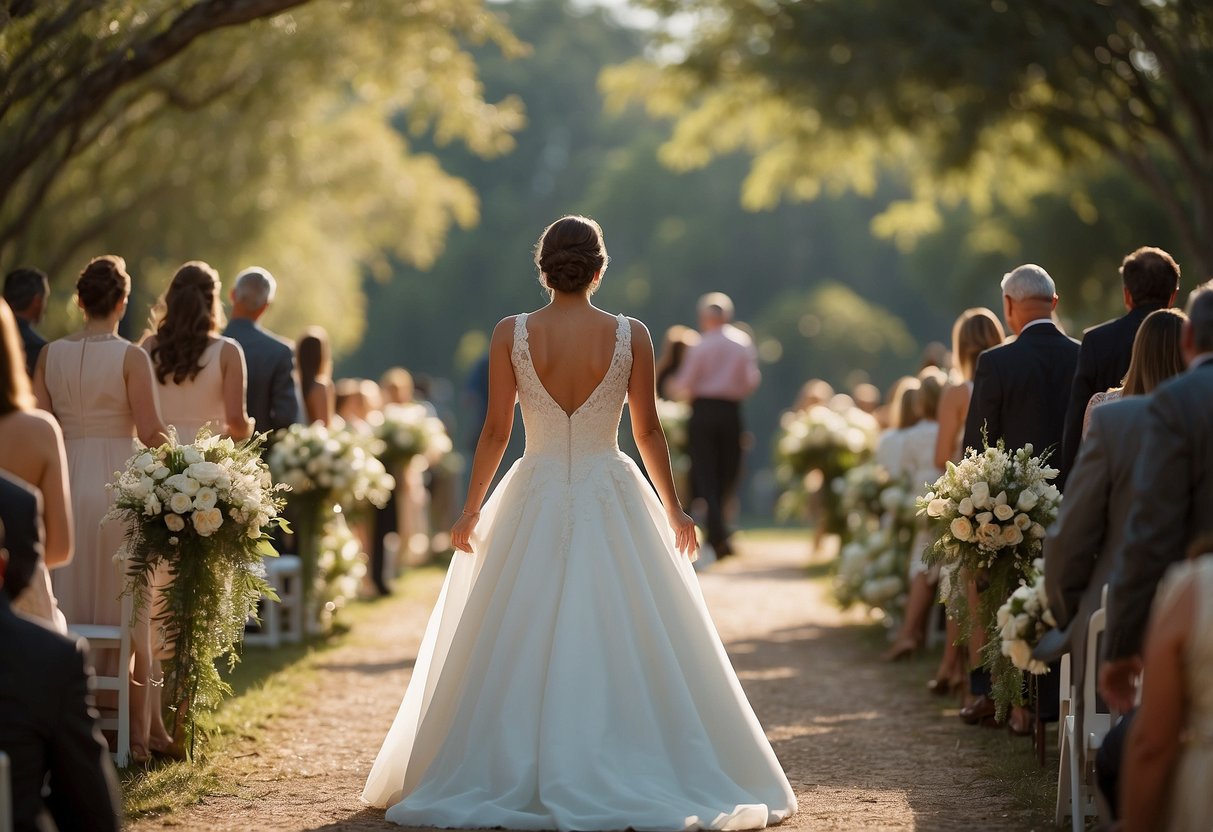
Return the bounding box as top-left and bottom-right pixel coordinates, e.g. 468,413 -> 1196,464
369,367 -> 415,595
929,308 -> 1006,696
1101,283 -> 1213,710
794,379 -> 834,414
654,325 -> 699,400
851,382 -> 881,415
0,488 -> 122,832
959,264 -> 1079,728
669,292 -> 761,558
0,301 -> 71,632
874,377 -> 919,472
33,254 -> 170,764
3,267 -> 49,376
1040,309 -> 1187,793
222,267 -> 298,436
298,326 -> 336,426
1060,247 -> 1179,477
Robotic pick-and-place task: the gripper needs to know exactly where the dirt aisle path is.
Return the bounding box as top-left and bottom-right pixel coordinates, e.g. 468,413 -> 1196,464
132,535 -> 1046,831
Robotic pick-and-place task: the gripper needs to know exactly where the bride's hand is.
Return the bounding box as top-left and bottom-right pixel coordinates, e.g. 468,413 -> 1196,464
451,510 -> 479,554
667,509 -> 699,558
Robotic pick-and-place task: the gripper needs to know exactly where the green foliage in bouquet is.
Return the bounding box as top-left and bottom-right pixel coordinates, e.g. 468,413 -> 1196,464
371,403 -> 453,469
108,430 -> 288,756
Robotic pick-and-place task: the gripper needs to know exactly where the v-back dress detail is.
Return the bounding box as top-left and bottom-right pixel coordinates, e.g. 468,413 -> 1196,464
363,312 -> 796,830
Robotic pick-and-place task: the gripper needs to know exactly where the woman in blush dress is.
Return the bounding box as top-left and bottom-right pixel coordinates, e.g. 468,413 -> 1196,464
363,216 -> 796,829
298,326 -> 335,427
654,324 -> 700,400
34,255 -> 169,763
142,260 -> 252,757
0,300 -> 71,632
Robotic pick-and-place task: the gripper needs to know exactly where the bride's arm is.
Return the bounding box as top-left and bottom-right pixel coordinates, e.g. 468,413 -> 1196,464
451,317 -> 518,553
627,319 -> 698,556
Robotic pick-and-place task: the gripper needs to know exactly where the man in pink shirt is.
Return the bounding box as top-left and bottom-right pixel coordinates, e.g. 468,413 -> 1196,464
669,293 -> 761,557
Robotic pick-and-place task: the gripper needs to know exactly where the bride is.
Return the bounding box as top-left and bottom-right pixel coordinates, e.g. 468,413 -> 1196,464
363,215 -> 797,830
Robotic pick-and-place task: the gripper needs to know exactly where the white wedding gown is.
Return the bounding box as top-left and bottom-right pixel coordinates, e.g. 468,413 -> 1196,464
363,313 -> 797,830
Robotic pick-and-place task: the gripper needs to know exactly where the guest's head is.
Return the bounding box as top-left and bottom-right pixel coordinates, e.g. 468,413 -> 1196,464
230,267 -> 276,320
919,341 -> 949,371
335,378 -> 371,424
916,368 -> 947,422
1120,246 -> 1180,310
297,326 -> 332,392
656,325 -> 699,380
380,367 -> 414,405
851,383 -> 881,414
0,302 -> 34,417
3,268 -> 49,324
795,379 -> 834,412
952,307 -> 1006,381
76,255 -> 130,321
361,379 -> 384,414
697,292 -> 735,331
147,261 -> 223,385
1121,308 -> 1187,396
1000,264 -> 1057,335
1181,281 -> 1213,365
887,376 -> 921,430
534,215 -> 608,299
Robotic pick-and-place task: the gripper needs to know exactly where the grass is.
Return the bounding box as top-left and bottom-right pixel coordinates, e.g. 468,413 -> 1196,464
120,563 -> 447,821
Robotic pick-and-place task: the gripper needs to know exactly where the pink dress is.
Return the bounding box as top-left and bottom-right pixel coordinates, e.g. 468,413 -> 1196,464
155,339 -> 227,442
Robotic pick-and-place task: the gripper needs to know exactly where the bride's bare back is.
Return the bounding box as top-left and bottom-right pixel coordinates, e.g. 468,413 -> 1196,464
522,305 -> 621,417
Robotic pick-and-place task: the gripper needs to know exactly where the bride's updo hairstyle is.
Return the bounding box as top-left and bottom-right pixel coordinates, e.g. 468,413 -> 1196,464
76,255 -> 131,319
148,261 -> 224,385
534,215 -> 609,296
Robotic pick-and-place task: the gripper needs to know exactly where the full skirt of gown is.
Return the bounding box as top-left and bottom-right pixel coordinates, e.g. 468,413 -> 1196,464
362,450 -> 797,830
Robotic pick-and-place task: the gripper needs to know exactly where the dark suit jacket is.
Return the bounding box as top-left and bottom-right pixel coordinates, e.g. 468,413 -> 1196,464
16,316 -> 46,378
1105,360 -> 1213,660
1059,304 -> 1164,477
222,318 -> 299,435
0,596 -> 121,832
962,321 -> 1080,468
0,471 -> 43,601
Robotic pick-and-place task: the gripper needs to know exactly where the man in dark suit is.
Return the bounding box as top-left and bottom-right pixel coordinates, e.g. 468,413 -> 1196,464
2,267 -> 49,377
1059,247 -> 1179,478
959,263 -> 1080,725
222,267 -> 299,436
1101,283 -> 1213,709
0,472 -> 121,832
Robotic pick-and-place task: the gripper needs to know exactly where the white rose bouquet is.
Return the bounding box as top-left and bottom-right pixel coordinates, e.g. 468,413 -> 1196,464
656,399 -> 691,472
775,403 -> 878,529
371,403 -> 453,468
107,430 -> 287,755
313,510 -> 367,630
996,559 -> 1056,677
833,527 -> 908,619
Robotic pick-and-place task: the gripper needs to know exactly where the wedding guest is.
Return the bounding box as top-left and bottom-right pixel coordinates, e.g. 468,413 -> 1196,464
1041,308 -> 1188,791
3,267 -> 49,376
34,254 -> 170,764
0,301 -> 71,632
794,379 -> 834,413
668,292 -> 760,558
1061,246 -> 1179,477
369,367 -> 415,595
884,368 -> 945,660
1081,307 -> 1187,436
223,267 -> 298,436
929,307 -> 1004,696
960,264 -> 1078,728
380,366 -> 414,407
298,326 -> 335,426
1102,283 -> 1213,710
654,325 -> 699,400
0,503 -> 122,832
335,377 -> 374,430
874,377 -> 919,472
1121,538 -> 1213,831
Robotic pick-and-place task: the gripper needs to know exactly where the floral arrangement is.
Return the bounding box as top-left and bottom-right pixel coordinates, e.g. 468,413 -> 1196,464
918,439 -> 1062,716
834,527 -> 908,618
108,430 -> 286,755
371,402 -> 453,468
775,403 -> 878,528
996,559 -> 1056,677
313,509 -> 367,630
656,399 -> 691,477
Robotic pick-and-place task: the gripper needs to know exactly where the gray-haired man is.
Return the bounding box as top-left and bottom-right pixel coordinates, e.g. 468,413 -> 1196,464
222,267 -> 299,436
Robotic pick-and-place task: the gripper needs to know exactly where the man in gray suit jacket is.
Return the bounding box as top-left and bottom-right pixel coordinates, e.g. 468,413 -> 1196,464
222,267 -> 299,436
1101,283 -> 1213,711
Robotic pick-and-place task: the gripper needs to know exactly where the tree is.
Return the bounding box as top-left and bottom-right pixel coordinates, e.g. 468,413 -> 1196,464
603,1 -> 1213,277
1,1 -> 526,350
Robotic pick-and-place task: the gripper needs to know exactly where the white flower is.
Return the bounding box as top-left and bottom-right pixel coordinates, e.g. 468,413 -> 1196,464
958,497 -> 975,516
993,503 -> 1015,522
1007,639 -> 1034,670
246,525 -> 262,540
1029,522 -> 1047,539
970,481 -> 991,509
927,498 -> 949,518
169,492 -> 193,514
186,461 -> 225,485
168,536 -> 179,546
152,465 -> 171,481
165,513 -> 185,532
950,517 -> 974,542
975,511 -> 994,526
993,489 -> 1009,507
181,446 -> 204,465
193,487 -> 218,511
191,507 -> 224,537
1015,489 -> 1038,512
1014,513 -> 1032,531
142,493 -> 162,517
976,523 -> 1003,549
164,474 -> 200,496
133,451 -> 156,473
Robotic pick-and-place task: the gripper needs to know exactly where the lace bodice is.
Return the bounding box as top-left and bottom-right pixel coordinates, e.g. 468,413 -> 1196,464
511,312 -> 632,479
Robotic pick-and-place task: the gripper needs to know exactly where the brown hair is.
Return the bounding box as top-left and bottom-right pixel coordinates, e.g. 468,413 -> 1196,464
534,215 -> 609,296
916,367 -> 947,421
887,376 -> 921,430
148,261 -> 223,385
0,301 -> 34,416
952,307 -> 1005,381
1122,308 -> 1187,396
1121,246 -> 1180,308
76,255 -> 130,319
297,327 -> 332,396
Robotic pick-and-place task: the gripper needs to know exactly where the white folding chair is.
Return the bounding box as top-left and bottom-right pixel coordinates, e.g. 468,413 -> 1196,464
72,595 -> 133,768
0,749 -> 12,832
244,555 -> 303,648
1057,592 -> 1112,831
